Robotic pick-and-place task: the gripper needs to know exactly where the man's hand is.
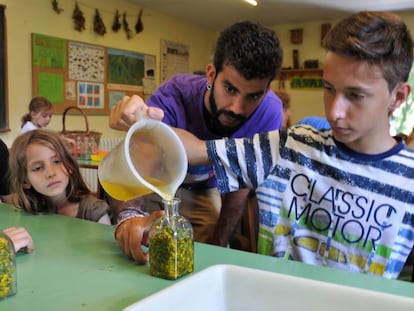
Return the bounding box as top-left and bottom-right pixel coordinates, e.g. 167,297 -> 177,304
3,227 -> 34,253
115,210 -> 164,264
109,95 -> 164,131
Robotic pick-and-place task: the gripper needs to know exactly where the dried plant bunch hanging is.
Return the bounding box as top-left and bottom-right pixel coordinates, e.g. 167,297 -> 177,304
72,3 -> 85,32
93,9 -> 106,36
112,9 -> 121,32
51,0 -> 64,14
122,12 -> 132,40
135,9 -> 144,34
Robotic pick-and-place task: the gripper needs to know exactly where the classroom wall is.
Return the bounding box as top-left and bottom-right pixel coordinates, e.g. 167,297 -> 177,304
270,20 -> 328,124
0,0 -> 216,146
1,1 -> 414,145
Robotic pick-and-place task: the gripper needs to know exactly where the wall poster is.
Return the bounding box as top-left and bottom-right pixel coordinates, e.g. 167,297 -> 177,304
160,39 -> 189,83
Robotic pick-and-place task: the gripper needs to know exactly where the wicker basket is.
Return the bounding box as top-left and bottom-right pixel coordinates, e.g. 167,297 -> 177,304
60,106 -> 101,146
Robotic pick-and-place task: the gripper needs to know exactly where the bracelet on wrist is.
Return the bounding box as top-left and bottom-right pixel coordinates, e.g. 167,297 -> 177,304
117,207 -> 148,223
114,207 -> 149,239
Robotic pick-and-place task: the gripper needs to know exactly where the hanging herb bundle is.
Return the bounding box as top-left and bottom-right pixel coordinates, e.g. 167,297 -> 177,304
51,0 -> 64,14
72,3 -> 85,32
135,9 -> 144,34
112,10 -> 121,32
93,9 -> 106,36
122,12 -> 133,40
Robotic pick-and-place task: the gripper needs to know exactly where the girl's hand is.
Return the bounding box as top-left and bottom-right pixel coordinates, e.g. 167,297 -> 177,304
3,227 -> 34,253
115,210 -> 164,264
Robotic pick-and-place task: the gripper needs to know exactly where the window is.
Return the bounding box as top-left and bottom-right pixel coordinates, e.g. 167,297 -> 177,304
389,63 -> 414,136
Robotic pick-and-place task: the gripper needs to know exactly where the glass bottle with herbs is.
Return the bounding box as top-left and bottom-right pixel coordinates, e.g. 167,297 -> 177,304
0,231 -> 16,299
149,198 -> 194,280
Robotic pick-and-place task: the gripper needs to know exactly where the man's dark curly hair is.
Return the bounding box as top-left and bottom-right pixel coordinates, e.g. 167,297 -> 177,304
213,21 -> 283,81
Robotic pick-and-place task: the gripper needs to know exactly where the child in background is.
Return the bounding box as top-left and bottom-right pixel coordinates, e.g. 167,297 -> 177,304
21,96 -> 53,134
8,130 -> 111,224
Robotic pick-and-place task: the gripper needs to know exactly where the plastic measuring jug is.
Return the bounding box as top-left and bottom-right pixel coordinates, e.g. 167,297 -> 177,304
98,118 -> 188,202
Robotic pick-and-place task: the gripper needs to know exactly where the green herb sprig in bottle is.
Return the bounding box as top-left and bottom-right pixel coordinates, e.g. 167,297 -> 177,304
0,231 -> 16,299
149,198 -> 194,280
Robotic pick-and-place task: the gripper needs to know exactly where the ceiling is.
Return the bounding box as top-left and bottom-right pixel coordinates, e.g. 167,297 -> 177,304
126,0 -> 414,31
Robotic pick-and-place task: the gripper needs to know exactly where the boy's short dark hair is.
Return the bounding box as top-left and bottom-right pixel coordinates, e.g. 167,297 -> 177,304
322,11 -> 413,92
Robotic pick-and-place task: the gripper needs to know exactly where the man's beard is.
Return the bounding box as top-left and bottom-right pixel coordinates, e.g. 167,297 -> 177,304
204,85 -> 247,137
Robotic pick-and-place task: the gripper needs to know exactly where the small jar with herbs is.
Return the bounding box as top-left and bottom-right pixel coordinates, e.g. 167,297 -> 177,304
0,231 -> 16,299
149,198 -> 194,280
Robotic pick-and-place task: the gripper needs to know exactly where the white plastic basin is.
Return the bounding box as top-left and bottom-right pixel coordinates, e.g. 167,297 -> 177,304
124,264 -> 414,311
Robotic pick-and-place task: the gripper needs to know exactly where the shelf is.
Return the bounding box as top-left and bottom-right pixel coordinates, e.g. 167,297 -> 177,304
277,68 -> 323,80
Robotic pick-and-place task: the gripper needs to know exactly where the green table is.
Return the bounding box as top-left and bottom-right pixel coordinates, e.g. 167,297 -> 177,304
1,203 -> 413,310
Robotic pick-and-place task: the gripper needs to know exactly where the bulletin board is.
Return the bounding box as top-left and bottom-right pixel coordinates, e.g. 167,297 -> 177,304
31,33 -> 156,114
160,39 -> 189,83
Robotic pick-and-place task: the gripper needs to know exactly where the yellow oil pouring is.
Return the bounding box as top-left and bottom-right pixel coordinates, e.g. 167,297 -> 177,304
100,177 -> 174,201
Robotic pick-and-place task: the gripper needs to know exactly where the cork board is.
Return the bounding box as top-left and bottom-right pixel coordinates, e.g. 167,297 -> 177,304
32,33 -> 156,114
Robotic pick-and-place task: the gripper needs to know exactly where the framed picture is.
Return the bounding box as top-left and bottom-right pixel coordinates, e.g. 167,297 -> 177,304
290,28 -> 303,44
